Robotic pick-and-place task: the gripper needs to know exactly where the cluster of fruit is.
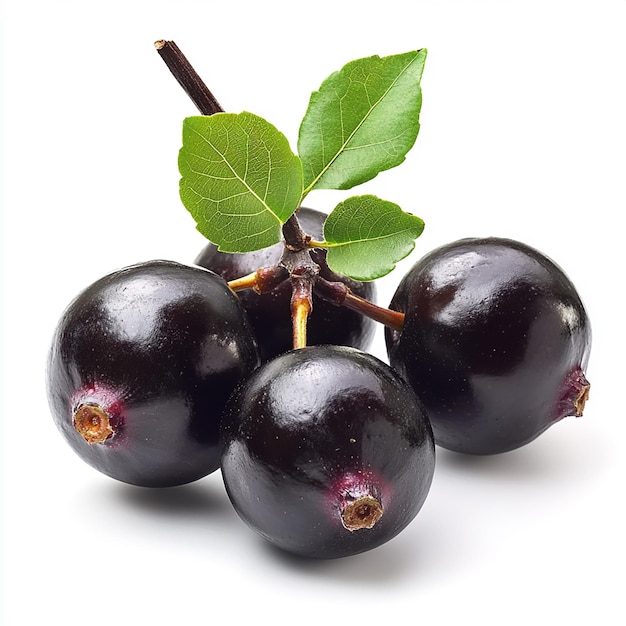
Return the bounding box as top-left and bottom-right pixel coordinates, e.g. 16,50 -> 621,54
45,43 -> 592,560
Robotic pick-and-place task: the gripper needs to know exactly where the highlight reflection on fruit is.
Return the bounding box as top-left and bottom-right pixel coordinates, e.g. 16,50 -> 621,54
385,237 -> 592,455
46,260 -> 260,487
220,345 -> 435,559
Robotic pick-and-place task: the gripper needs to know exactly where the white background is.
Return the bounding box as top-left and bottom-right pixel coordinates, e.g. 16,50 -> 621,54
1,1 -> 624,624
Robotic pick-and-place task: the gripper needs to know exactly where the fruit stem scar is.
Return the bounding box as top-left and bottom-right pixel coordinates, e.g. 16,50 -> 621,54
341,495 -> 384,531
558,366 -> 591,419
73,404 -> 116,445
574,384 -> 591,416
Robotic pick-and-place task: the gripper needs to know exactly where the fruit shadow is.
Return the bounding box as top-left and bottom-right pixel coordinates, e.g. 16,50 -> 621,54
434,423 -> 605,485
256,517 -> 443,586
94,474 -> 459,584
114,478 -> 231,516
107,473 -> 241,535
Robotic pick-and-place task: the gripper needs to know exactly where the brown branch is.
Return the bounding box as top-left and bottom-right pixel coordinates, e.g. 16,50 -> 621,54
155,38 -> 306,248
154,40 -> 223,115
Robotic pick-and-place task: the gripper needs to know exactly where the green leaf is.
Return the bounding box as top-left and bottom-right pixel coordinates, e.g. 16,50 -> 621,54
179,112 -> 303,252
298,49 -> 427,194
322,195 -> 425,281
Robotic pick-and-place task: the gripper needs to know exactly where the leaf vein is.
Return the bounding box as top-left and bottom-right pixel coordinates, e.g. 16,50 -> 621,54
307,53 -> 420,192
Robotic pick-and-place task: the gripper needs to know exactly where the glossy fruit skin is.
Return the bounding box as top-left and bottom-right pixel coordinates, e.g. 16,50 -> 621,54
47,260 -> 261,487
385,237 -> 592,455
220,345 -> 435,559
194,207 -> 376,362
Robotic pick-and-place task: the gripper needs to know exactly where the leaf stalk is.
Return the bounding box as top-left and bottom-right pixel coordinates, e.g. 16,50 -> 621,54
307,239 -> 329,249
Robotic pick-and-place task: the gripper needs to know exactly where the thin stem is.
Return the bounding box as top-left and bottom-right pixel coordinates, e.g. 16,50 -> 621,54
292,300 -> 310,349
154,40 -> 223,115
228,265 -> 289,294
344,291 -> 405,331
314,277 -> 405,331
227,272 -> 259,292
291,272 -> 314,349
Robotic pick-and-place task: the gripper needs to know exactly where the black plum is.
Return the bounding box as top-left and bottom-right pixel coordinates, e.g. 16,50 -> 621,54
46,260 -> 261,487
385,237 -> 591,455
220,345 -> 435,559
195,207 -> 376,361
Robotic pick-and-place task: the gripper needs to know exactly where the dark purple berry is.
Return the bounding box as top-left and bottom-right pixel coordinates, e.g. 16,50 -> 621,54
46,260 -> 261,487
385,237 -> 592,455
195,207 -> 376,361
220,345 -> 435,559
